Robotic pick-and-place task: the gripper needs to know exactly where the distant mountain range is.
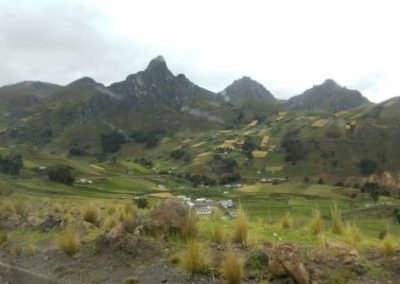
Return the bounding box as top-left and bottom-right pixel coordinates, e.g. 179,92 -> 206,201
1,56 -> 400,192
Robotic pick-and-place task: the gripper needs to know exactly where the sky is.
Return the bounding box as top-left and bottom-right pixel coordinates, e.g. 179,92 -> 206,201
1,0 -> 399,102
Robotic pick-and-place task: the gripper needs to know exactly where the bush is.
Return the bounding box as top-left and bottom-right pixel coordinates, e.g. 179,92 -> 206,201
331,204 -> 344,234
47,166 -> 74,185
309,209 -> 324,235
58,228 -> 80,256
170,149 -> 186,160
382,234 -> 397,255
279,212 -> 293,229
134,198 -> 148,209
303,176 -> 310,183
181,240 -> 208,278
318,178 -> 324,184
233,206 -> 248,245
359,159 -> 377,175
181,209 -> 198,240
221,250 -> 244,284
82,203 -> 99,224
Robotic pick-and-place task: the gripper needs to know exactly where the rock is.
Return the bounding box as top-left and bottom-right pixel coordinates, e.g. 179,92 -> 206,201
37,215 -> 62,232
27,216 -> 45,227
269,243 -> 310,284
352,264 -> 368,275
343,256 -> 354,265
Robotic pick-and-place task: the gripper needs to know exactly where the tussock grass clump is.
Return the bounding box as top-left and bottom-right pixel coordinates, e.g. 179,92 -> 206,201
221,250 -> 244,284
309,209 -> 325,235
211,220 -> 224,243
382,234 -> 397,255
24,243 -> 38,256
0,232 -> 7,246
181,209 -> 198,240
102,214 -> 118,231
181,240 -> 208,278
344,222 -> 362,247
12,243 -> 22,257
210,208 -> 224,243
0,200 -> 15,214
122,276 -> 139,284
58,228 -> 80,256
82,203 -> 99,224
233,206 -> 248,245
279,212 -> 292,230
331,203 -> 344,235
123,202 -> 137,216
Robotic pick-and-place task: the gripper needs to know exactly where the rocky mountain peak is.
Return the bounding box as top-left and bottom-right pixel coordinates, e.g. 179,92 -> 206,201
287,79 -> 370,111
144,55 -> 173,81
221,76 -> 275,102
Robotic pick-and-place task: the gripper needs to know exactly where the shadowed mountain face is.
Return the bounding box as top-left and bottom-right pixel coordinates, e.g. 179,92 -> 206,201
287,79 -> 370,111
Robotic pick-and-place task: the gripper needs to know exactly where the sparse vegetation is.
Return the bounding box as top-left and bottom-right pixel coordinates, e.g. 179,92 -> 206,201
344,222 -> 362,246
0,232 -> 7,246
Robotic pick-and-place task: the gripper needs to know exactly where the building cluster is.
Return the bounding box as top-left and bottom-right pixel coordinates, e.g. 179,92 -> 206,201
177,195 -> 234,215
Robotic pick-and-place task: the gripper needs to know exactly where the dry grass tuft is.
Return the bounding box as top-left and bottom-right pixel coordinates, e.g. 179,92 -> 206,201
0,232 -> 7,246
233,206 -> 248,245
343,222 -> 362,247
331,203 -> 344,235
82,203 -> 99,224
58,228 -> 80,256
221,250 -> 244,284
309,209 -> 325,235
103,214 -> 118,232
382,234 -> 397,256
181,240 -> 208,278
181,209 -> 198,240
279,212 -> 293,230
24,243 -> 38,256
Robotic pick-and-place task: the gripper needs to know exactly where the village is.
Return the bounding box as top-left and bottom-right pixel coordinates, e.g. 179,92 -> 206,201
176,195 -> 234,215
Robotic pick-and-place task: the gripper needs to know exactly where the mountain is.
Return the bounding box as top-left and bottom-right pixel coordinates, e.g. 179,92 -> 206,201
220,76 -> 275,103
0,56 -> 236,149
220,76 -> 279,123
0,81 -> 61,127
287,79 -> 371,111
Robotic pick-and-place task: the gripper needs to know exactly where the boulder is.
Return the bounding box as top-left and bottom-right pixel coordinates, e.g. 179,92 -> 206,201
269,243 -> 310,284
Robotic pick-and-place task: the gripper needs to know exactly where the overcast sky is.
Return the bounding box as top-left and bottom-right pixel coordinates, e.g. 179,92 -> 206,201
1,0 -> 399,102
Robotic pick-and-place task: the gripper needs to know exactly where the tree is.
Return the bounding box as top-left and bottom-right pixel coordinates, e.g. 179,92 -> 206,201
0,153 -> 23,175
101,132 -> 126,153
47,166 -> 74,186
281,130 -> 308,165
242,137 -> 258,159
